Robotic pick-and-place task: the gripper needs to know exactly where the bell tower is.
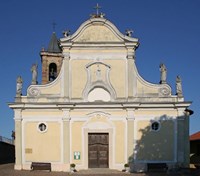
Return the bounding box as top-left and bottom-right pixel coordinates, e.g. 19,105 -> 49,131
40,32 -> 63,84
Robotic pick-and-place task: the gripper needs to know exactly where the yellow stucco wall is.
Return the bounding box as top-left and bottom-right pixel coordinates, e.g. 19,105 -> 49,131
74,25 -> 122,42
22,110 -> 62,117
137,80 -> 158,94
71,59 -> 126,99
41,83 -> 61,94
25,122 -> 61,162
113,121 -> 125,163
70,110 -> 127,117
136,120 -> 174,161
104,60 -> 126,98
36,80 -> 61,95
71,121 -> 84,164
71,60 -> 88,98
134,110 -> 177,117
127,120 -> 134,161
70,114 -> 126,166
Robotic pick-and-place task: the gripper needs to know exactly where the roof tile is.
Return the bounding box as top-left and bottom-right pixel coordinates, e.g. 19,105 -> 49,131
190,131 -> 200,141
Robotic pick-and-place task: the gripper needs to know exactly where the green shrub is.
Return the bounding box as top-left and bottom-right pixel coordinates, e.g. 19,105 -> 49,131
124,163 -> 129,167
70,163 -> 76,168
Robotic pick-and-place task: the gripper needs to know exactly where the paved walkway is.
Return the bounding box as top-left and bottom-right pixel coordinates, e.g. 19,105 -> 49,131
0,163 -> 200,176
73,168 -> 130,175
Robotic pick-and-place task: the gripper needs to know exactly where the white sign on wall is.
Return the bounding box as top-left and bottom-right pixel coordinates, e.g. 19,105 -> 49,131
74,151 -> 81,160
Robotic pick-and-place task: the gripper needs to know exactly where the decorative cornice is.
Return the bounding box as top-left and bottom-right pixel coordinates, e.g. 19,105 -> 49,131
8,101 -> 192,109
40,51 -> 63,57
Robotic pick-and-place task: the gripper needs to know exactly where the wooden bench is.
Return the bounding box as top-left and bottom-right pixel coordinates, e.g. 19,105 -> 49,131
194,163 -> 200,169
31,162 -> 51,171
147,163 -> 168,172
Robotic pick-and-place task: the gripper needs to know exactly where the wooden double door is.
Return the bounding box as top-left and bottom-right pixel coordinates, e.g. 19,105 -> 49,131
88,133 -> 109,168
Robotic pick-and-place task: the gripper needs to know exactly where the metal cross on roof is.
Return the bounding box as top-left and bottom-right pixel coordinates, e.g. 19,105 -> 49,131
94,3 -> 101,15
52,22 -> 56,32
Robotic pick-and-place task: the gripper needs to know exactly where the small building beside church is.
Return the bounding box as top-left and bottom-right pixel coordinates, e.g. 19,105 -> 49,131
9,12 -> 192,172
190,131 -> 200,168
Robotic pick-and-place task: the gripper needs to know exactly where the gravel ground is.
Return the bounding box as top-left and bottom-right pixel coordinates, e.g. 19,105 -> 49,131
0,163 -> 200,176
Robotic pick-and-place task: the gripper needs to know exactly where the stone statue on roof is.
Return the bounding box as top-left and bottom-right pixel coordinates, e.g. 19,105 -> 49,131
176,75 -> 183,97
16,76 -> 23,96
159,63 -> 167,84
31,63 -> 38,85
63,30 -> 70,37
126,29 -> 133,37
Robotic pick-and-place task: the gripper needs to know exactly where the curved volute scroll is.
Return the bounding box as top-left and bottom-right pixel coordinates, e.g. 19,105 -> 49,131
133,62 -> 173,98
82,60 -> 116,102
26,60 -> 64,103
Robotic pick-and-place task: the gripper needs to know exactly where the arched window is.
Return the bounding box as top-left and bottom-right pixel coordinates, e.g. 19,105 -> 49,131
49,63 -> 57,81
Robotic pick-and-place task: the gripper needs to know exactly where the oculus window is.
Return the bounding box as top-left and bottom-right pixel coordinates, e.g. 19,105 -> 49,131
151,121 -> 160,131
38,123 -> 47,133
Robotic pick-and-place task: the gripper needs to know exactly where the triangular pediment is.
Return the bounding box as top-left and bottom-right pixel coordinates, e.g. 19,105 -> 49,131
74,25 -> 122,42
60,18 -> 139,44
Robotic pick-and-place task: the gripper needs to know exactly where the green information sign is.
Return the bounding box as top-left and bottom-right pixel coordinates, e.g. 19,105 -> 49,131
74,151 -> 81,160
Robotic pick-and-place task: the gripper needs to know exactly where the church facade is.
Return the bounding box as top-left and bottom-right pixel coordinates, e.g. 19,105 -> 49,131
9,14 -> 192,172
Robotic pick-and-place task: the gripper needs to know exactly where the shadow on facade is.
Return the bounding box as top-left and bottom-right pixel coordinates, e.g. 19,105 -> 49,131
128,115 -> 179,173
136,115 -> 175,162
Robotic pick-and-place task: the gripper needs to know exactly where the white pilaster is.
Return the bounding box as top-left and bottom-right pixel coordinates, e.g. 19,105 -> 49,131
62,108 -> 70,171
14,109 -> 23,170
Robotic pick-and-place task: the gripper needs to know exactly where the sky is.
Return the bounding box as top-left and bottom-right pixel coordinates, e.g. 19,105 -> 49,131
0,0 -> 199,138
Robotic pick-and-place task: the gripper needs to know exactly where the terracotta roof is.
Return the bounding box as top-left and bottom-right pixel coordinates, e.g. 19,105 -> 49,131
190,131 -> 200,141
